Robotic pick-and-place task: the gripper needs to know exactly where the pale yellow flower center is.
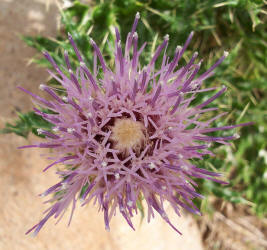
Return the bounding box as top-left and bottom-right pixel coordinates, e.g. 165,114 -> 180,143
110,118 -> 145,152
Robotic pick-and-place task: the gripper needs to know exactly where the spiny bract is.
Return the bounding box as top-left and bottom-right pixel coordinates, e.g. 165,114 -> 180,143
20,13 -> 250,236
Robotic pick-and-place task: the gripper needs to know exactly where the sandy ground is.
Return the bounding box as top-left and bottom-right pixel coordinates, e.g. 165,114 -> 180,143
0,1 -> 203,249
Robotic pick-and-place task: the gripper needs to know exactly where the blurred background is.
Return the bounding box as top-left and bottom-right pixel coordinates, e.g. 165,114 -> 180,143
0,0 -> 266,249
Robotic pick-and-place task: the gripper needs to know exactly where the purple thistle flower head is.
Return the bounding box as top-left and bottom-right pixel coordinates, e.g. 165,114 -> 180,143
20,13 -> 251,236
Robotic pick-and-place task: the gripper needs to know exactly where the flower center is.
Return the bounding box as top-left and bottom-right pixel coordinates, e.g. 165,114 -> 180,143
110,118 -> 145,153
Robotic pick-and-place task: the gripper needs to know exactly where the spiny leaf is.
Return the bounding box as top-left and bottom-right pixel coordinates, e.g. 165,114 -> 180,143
1,111 -> 53,138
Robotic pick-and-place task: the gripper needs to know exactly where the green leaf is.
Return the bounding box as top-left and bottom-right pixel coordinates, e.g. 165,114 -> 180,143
0,111 -> 53,138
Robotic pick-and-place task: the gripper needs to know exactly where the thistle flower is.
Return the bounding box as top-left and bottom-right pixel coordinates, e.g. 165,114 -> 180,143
19,13 -> 251,236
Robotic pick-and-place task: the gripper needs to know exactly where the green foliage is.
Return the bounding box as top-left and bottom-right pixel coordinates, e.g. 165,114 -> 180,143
4,0 -> 266,216
0,111 -> 52,138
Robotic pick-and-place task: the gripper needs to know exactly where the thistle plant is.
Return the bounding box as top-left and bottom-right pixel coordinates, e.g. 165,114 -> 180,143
19,13 -> 251,236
